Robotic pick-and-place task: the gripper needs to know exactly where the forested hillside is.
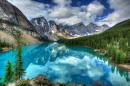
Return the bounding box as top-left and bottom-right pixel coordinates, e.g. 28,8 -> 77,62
65,19 -> 130,64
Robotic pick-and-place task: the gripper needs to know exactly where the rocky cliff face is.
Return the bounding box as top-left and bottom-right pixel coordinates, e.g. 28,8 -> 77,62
86,23 -> 99,33
49,20 -> 70,38
0,0 -> 40,44
0,0 -> 35,31
31,17 -> 59,41
31,17 -> 50,37
56,22 -> 109,36
63,22 -> 89,36
49,20 -> 58,33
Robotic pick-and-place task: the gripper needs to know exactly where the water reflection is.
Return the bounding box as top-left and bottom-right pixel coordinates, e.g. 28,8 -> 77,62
0,43 -> 130,86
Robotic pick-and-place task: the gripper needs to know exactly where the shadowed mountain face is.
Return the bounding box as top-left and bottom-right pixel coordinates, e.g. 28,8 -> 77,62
0,0 -> 35,31
0,0 -> 40,44
31,17 -> 59,41
31,17 -> 109,39
31,17 -> 50,36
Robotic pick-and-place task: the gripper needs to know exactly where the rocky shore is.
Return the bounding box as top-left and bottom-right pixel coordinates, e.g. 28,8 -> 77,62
1,47 -> 12,52
7,74 -> 104,86
117,64 -> 130,72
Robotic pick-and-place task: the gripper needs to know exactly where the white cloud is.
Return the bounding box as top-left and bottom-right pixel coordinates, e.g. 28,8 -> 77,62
49,6 -> 74,18
7,0 -> 105,25
53,0 -> 72,6
49,0 -> 105,25
7,0 -> 50,20
98,0 -> 130,27
87,1 -> 105,16
24,55 -> 105,83
107,71 -> 130,86
7,0 -> 130,26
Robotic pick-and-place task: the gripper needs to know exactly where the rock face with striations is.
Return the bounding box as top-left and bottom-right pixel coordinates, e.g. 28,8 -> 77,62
63,22 -> 89,36
86,23 -> 99,33
0,0 -> 40,44
0,0 -> 35,31
31,17 -> 59,41
31,17 -> 50,37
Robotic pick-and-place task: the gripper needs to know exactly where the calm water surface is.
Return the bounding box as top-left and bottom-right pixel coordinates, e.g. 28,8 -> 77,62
0,43 -> 130,86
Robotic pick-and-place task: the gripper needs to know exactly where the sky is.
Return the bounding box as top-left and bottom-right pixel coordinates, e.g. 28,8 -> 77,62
7,0 -> 130,27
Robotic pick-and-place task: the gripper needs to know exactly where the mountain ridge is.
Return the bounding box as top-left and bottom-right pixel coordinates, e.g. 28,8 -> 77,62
31,16 -> 109,40
65,18 -> 130,47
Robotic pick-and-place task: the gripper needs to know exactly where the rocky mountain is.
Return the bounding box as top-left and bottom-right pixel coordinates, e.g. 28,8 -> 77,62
102,24 -> 110,31
60,22 -> 109,36
0,0 -> 35,30
31,17 -> 109,40
31,17 -> 50,36
0,0 -> 41,45
31,17 -> 59,41
63,22 -> 88,36
0,0 -> 110,43
86,23 -> 99,33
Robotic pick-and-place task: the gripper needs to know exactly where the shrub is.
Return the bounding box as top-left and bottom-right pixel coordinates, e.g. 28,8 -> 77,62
0,83 -> 6,86
0,46 -> 2,51
15,80 -> 29,86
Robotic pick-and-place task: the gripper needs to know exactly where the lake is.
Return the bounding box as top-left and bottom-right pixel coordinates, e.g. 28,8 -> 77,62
0,42 -> 130,86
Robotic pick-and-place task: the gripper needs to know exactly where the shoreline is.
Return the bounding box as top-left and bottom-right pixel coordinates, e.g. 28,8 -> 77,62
116,64 -> 130,72
77,45 -> 130,72
0,47 -> 13,52
7,74 -> 104,86
94,49 -> 130,72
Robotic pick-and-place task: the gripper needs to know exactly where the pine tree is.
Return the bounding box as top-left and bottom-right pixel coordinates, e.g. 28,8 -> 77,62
4,60 -> 13,84
0,77 -> 5,86
120,50 -> 125,63
119,38 -> 126,50
116,50 -> 120,64
111,46 -> 116,61
14,30 -> 24,80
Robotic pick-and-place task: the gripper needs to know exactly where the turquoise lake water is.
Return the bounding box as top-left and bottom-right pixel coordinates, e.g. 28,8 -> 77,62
0,42 -> 130,86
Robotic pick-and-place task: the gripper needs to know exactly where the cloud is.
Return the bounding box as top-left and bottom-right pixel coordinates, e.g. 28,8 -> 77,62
7,0 -> 105,25
7,0 -> 50,20
24,55 -> 105,83
87,1 -> 105,16
7,0 -> 130,26
98,0 -> 130,26
53,0 -> 72,6
107,71 -> 130,86
49,6 -> 74,19
24,50 -> 129,85
49,0 -> 105,25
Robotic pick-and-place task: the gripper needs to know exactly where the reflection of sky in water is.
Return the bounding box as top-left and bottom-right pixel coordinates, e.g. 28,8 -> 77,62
0,43 -> 130,86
